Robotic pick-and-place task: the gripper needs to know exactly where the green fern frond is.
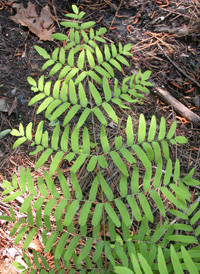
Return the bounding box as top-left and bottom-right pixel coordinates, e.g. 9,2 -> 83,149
3,4 -> 200,273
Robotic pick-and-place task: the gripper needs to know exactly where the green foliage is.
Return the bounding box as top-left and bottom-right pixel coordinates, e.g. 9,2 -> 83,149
1,4 -> 200,273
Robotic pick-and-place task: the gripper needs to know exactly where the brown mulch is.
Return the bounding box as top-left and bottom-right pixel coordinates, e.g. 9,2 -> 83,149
0,0 -> 200,272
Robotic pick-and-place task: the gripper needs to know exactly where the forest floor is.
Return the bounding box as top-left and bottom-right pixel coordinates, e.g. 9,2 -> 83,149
0,0 -> 200,273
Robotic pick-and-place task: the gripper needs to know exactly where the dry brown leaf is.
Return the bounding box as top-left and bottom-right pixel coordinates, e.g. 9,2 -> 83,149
10,1 -> 56,41
28,236 -> 43,252
0,97 -> 10,112
8,97 -> 17,116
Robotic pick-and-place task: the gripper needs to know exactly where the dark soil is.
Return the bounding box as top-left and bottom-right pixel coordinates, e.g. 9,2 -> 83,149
0,0 -> 200,272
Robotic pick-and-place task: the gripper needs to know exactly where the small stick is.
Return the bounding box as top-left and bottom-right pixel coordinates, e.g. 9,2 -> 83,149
154,84 -> 200,126
110,0 -> 123,29
157,43 -> 200,89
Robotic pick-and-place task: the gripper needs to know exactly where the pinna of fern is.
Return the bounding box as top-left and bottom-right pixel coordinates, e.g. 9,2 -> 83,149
0,4 -> 200,274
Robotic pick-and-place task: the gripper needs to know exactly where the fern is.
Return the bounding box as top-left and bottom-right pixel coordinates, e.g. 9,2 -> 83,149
1,5 -> 200,273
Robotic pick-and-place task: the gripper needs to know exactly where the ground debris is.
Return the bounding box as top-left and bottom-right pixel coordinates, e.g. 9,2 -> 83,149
10,1 -> 56,41
0,97 -> 10,112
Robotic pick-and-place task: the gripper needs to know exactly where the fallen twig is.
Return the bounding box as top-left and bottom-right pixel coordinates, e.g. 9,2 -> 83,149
157,43 -> 200,89
154,84 -> 200,126
110,0 -> 123,29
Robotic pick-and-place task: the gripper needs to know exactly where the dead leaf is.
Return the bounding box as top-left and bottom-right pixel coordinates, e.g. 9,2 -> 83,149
28,236 -> 43,252
174,25 -> 189,37
8,97 -> 17,116
10,1 -> 56,41
0,97 -> 10,112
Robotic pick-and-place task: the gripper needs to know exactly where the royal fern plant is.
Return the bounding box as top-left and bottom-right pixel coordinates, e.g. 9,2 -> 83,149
1,4 -> 200,273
